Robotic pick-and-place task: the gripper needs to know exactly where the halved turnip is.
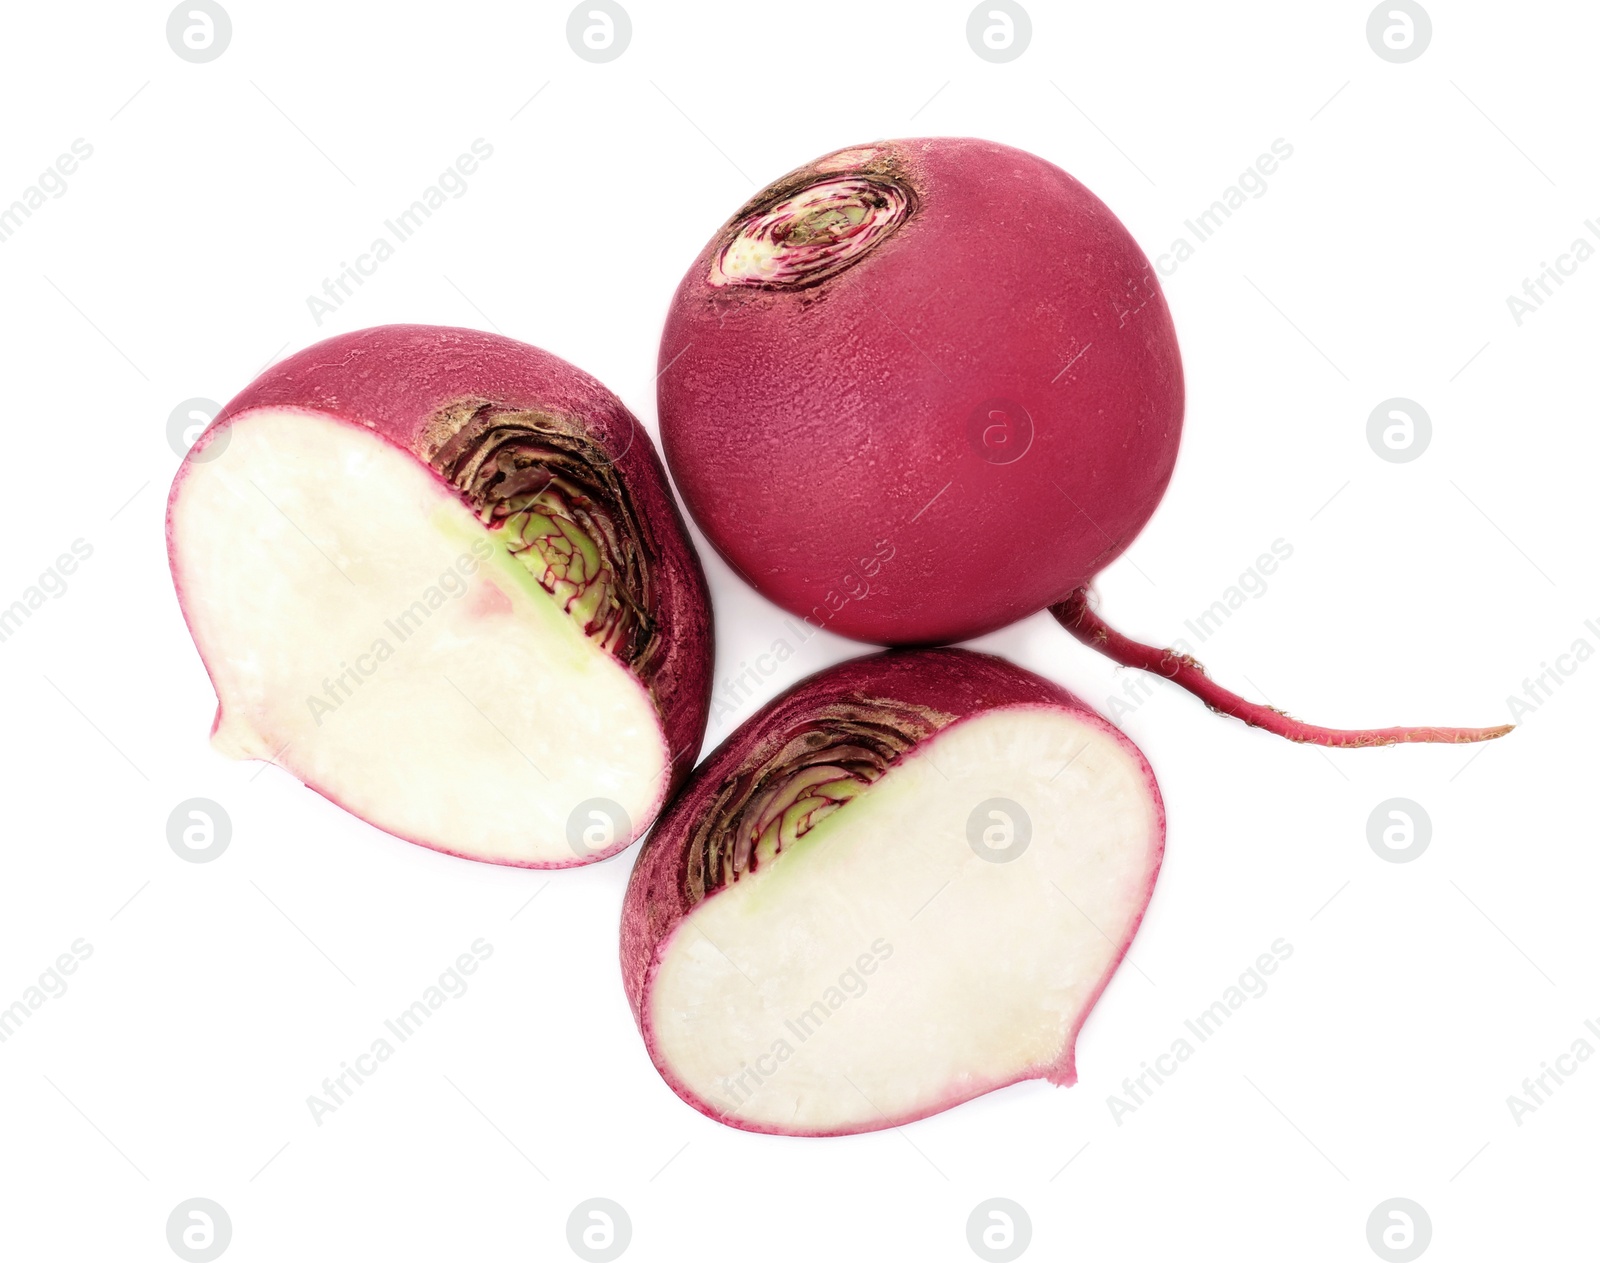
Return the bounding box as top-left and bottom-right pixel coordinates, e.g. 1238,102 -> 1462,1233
168,325 -> 712,867
658,138 -> 1508,747
621,648 -> 1163,1136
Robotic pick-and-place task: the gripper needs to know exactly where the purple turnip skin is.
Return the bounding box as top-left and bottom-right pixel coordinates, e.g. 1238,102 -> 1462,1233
621,648 -> 1165,1136
168,325 -> 714,864
658,137 -> 1184,647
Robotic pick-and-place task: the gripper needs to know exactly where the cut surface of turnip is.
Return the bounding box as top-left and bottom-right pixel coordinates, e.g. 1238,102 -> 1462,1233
658,137 -> 1509,748
169,325 -> 712,867
622,649 -> 1163,1135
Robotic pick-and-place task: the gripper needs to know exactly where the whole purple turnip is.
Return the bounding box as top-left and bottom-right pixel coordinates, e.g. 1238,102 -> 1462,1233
658,138 -> 1507,747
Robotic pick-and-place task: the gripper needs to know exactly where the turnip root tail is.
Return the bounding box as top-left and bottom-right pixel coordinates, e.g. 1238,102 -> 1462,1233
1050,588 -> 1513,748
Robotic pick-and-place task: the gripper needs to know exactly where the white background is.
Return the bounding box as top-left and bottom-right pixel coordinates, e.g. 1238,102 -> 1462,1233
0,1 -> 1594,1259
